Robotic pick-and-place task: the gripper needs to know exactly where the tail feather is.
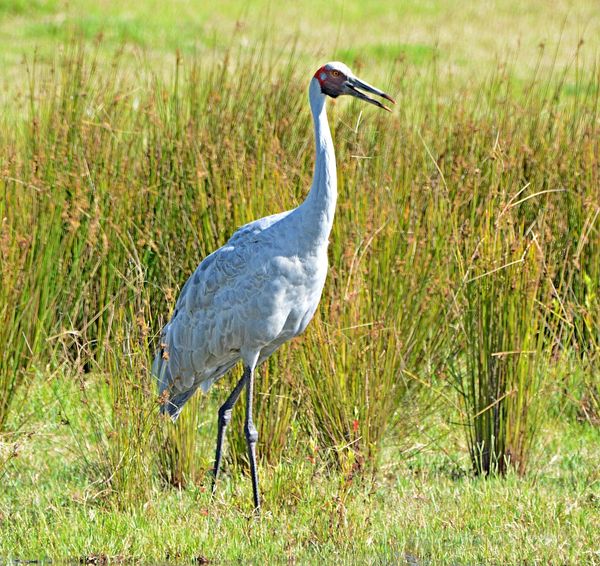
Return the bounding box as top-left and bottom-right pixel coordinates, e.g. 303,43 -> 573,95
152,347 -> 197,421
152,348 -> 170,395
161,388 -> 197,420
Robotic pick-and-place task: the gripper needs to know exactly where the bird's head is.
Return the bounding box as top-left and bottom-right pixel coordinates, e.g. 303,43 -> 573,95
314,62 -> 396,112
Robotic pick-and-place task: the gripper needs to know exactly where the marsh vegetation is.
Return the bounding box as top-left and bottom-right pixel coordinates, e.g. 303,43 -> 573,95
0,1 -> 599,563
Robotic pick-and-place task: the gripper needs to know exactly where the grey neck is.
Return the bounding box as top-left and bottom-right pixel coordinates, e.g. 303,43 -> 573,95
298,78 -> 338,245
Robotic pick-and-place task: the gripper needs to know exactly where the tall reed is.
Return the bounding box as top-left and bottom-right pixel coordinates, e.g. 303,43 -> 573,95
453,215 -> 556,475
1,40 -> 598,494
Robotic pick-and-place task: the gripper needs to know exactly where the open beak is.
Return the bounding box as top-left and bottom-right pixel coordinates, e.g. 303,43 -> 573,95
346,76 -> 396,112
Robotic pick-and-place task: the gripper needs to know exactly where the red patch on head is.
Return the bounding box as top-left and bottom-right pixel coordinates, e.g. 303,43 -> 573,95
314,65 -> 328,85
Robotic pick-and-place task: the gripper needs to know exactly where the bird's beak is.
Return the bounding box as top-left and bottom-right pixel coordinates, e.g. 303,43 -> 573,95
346,76 -> 396,112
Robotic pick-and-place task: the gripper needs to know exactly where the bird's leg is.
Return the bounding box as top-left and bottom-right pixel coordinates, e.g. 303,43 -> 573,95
244,365 -> 260,512
212,370 -> 248,496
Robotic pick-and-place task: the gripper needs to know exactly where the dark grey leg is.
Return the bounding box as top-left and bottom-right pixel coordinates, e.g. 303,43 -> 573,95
244,365 -> 260,512
212,370 -> 248,495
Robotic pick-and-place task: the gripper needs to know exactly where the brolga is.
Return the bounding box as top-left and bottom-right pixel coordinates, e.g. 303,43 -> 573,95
153,62 -> 394,512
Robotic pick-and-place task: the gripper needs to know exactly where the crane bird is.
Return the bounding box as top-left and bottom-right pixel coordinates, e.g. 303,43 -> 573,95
153,62 -> 394,511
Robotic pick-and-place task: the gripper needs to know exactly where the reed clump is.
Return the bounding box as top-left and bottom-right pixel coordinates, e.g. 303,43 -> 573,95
0,42 -> 598,501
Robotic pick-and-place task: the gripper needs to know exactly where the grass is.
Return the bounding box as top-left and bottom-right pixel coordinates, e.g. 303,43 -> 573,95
0,1 -> 599,563
1,375 -> 599,563
2,0 -> 600,88
3,465 -> 599,563
451,215 -> 558,475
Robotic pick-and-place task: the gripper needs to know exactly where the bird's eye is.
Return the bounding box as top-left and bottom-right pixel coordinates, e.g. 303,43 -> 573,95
331,70 -> 341,77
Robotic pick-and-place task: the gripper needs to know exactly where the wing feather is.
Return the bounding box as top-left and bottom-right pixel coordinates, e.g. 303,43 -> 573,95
153,207 -> 295,418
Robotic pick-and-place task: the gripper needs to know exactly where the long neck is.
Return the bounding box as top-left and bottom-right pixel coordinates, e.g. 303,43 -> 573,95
299,78 -> 337,243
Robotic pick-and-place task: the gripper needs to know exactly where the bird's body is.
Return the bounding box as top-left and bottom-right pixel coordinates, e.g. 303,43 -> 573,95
153,207 -> 330,414
153,63 -> 394,511
153,78 -> 337,418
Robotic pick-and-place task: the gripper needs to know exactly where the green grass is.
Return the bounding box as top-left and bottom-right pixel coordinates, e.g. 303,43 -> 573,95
1,0 -> 600,84
0,1 -> 599,563
337,43 -> 438,66
1,376 -> 599,563
4,462 -> 599,563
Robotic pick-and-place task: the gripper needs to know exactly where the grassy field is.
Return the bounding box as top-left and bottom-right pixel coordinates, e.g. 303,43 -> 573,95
2,0 -> 600,96
1,1 -> 599,563
2,374 -> 599,563
2,372 -> 599,562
